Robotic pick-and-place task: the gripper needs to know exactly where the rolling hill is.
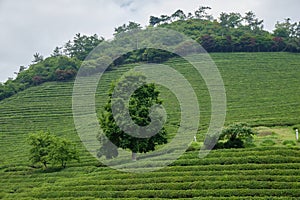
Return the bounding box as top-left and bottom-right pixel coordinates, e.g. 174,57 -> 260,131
1,52 -> 300,199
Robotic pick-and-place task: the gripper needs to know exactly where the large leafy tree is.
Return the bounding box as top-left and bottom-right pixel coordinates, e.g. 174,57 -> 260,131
273,18 -> 297,38
98,72 -> 168,161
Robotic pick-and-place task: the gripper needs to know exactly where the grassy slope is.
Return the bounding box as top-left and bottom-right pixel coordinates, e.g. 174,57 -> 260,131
1,52 -> 300,199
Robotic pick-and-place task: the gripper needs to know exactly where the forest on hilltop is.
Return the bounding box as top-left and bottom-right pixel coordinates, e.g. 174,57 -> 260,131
1,6 -> 300,101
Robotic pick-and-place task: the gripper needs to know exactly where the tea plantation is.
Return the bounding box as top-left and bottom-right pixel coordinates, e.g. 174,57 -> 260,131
1,52 -> 300,199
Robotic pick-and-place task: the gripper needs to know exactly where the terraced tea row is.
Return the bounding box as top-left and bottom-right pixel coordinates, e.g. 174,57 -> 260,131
1,148 -> 300,199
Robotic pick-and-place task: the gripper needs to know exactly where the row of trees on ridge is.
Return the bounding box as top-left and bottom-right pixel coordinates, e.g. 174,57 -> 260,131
1,6 -> 300,101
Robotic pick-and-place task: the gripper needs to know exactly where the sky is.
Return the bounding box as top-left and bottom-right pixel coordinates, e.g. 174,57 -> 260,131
0,0 -> 299,82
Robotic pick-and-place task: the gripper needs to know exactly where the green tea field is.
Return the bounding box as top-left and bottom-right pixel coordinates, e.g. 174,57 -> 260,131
1,52 -> 300,199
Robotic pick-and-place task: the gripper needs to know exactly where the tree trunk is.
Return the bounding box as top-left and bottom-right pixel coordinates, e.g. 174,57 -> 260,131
43,162 -> 47,169
131,152 -> 137,161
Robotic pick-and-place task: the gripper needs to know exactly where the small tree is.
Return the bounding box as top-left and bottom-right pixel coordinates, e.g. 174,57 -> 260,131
217,123 -> 256,148
28,131 -> 79,168
63,33 -> 104,61
28,131 -> 54,168
32,53 -> 44,63
51,46 -> 63,57
149,16 -> 161,26
50,138 -> 79,168
171,9 -> 186,21
114,21 -> 142,35
194,6 -> 212,20
98,72 -> 168,161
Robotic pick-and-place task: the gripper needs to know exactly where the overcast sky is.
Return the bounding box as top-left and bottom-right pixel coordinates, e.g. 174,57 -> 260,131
0,0 -> 299,82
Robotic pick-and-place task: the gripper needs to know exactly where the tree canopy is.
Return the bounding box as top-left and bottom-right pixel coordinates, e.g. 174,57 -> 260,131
98,72 -> 168,161
217,123 -> 256,149
28,131 -> 79,168
63,33 -> 104,61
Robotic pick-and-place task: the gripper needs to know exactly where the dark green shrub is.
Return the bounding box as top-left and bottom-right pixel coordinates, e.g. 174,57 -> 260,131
224,138 -> 244,148
283,140 -> 296,146
217,123 -> 256,149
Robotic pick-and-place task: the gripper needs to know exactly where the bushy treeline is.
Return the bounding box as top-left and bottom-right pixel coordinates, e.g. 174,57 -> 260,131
0,56 -> 80,100
1,6 -> 300,101
154,7 -> 300,53
0,34 -> 102,100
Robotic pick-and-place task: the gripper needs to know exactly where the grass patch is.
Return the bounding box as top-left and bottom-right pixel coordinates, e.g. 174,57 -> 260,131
186,141 -> 202,152
254,126 -> 299,147
260,139 -> 276,146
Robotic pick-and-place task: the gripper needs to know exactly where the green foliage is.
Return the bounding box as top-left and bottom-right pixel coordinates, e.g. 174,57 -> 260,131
1,53 -> 300,141
0,80 -> 18,100
1,52 -> 300,198
63,33 -> 104,61
32,53 -> 44,63
0,33 -> 104,101
217,123 -> 256,148
28,131 -> 55,168
2,145 -> 300,198
157,9 -> 300,53
50,138 -> 79,168
25,55 -> 79,83
1,5 -> 300,197
98,72 -> 168,159
28,131 -> 79,168
220,12 -> 242,28
283,140 -> 297,147
243,11 -> 264,31
2,8 -> 300,102
273,18 -> 297,38
261,139 -> 276,146
114,21 -> 142,35
0,56 -> 80,100
186,141 -> 201,152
